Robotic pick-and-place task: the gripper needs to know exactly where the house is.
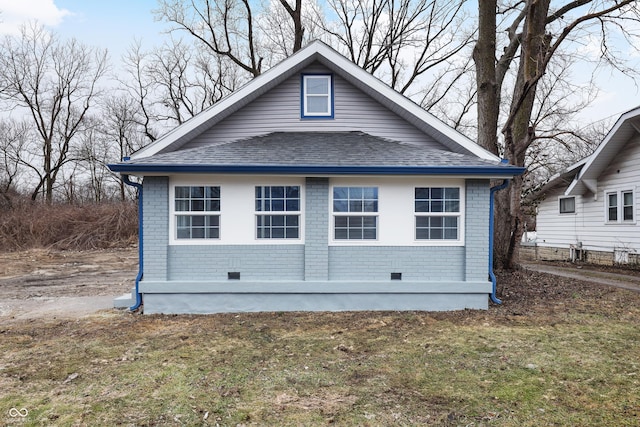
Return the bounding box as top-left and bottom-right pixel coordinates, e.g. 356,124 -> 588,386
534,106 -> 640,265
109,41 -> 524,314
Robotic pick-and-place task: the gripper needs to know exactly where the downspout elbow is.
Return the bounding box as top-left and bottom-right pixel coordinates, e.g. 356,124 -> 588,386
489,179 -> 510,305
123,174 -> 143,311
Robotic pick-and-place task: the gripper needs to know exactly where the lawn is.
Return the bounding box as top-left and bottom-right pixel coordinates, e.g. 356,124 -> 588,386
1,268 -> 639,426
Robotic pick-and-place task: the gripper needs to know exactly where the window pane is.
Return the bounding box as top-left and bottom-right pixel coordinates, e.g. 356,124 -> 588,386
624,191 -> 633,205
335,229 -> 348,239
363,187 -> 377,199
206,200 -> 220,211
415,188 -> 430,199
445,188 -> 459,199
271,186 -> 284,198
307,97 -> 328,113
609,207 -> 617,221
431,188 -> 443,199
334,200 -> 348,212
445,217 -> 458,227
286,200 -> 299,211
444,228 -> 458,239
348,229 -> 363,239
175,200 -> 189,211
348,216 -> 363,228
271,200 -> 285,211
206,187 -> 220,198
191,186 -> 204,198
191,200 -> 204,211
431,228 -> 443,239
335,216 -> 348,227
445,201 -> 460,213
431,200 -> 443,212
334,187 -> 348,199
349,187 -> 362,199
415,201 -> 429,212
286,228 -> 299,238
362,216 -> 377,227
608,193 -> 617,207
363,229 -> 377,239
624,206 -> 633,221
175,186 -> 190,198
349,200 -> 363,212
286,215 -> 299,226
306,77 -> 328,94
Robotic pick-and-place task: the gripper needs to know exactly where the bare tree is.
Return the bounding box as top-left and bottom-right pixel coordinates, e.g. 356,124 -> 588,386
120,38 -> 240,146
156,0 -> 266,78
0,23 -> 108,202
321,0 -> 474,96
474,0 -> 640,269
0,118 -> 30,207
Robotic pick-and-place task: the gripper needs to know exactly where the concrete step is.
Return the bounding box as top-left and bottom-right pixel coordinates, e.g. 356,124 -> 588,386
113,293 -> 134,309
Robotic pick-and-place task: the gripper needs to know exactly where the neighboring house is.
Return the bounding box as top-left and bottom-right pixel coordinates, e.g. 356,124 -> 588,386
109,41 -> 524,314
535,106 -> 640,265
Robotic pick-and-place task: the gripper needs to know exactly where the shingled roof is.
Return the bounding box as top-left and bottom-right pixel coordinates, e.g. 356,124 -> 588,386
111,132 -> 524,177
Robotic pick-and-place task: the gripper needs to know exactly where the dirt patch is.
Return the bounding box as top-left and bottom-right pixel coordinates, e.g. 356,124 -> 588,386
0,247 -> 137,320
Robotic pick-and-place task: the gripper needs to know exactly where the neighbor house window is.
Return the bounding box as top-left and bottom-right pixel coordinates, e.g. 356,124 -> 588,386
255,186 -> 300,239
606,190 -> 634,223
623,191 -> 634,221
301,74 -> 333,118
607,192 -> 618,221
559,197 -> 575,214
175,186 -> 220,239
415,187 -> 460,240
333,186 -> 378,240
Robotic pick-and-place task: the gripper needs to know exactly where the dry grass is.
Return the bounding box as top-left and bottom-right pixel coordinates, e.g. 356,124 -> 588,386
0,199 -> 138,251
1,270 -> 639,426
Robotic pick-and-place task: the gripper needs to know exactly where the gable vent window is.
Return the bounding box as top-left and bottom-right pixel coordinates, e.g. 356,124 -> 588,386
559,197 -> 575,214
301,74 -> 333,118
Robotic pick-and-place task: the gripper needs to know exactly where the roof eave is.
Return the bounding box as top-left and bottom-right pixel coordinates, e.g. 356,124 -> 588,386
108,163 -> 525,177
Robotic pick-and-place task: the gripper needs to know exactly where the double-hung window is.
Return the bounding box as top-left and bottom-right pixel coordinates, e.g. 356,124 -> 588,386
302,74 -> 333,118
415,187 -> 460,240
333,187 -> 378,240
255,186 -> 300,239
175,186 -> 220,239
607,190 -> 634,222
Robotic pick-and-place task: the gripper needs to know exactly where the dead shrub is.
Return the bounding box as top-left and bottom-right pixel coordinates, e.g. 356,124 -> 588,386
0,198 -> 138,251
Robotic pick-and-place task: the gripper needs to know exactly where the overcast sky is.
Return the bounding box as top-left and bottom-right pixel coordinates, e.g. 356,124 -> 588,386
0,0 -> 637,127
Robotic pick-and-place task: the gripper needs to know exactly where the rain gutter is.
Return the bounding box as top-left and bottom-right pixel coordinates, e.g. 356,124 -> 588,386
489,178 -> 510,305
122,173 -> 143,311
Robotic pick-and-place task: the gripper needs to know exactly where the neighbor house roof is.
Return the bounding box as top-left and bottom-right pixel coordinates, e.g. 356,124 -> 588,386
565,105 -> 640,196
127,40 -> 500,162
110,131 -> 524,177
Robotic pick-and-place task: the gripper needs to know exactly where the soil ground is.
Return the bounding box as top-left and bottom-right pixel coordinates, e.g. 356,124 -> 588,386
0,248 -> 137,320
1,247 -> 640,322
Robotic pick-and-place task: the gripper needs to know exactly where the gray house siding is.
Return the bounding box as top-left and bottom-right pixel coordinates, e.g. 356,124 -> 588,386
138,176 -> 492,314
182,62 -> 445,151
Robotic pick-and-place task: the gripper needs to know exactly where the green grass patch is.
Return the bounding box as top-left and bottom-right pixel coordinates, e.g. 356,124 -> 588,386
1,304 -> 639,426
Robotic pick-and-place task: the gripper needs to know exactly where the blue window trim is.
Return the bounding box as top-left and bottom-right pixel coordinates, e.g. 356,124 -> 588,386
300,73 -> 334,119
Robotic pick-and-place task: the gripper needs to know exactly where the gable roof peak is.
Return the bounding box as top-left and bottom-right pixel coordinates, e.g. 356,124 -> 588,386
129,40 -> 500,162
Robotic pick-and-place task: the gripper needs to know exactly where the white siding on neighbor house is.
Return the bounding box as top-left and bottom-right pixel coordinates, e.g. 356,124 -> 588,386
537,134 -> 640,253
182,62 -> 445,150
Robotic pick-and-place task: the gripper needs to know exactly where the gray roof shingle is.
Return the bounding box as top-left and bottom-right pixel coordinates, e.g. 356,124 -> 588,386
122,132 -> 503,168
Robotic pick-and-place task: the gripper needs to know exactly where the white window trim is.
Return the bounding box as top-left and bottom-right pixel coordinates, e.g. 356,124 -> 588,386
169,176 -> 305,245
558,196 -> 576,215
331,186 -> 379,242
302,74 -> 333,118
414,186 -> 464,243
171,184 -> 221,242
604,189 -> 635,225
328,178 -> 465,247
254,185 -> 303,240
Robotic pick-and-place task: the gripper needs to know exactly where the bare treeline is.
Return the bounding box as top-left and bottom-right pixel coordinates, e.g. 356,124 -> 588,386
0,0 -> 638,262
